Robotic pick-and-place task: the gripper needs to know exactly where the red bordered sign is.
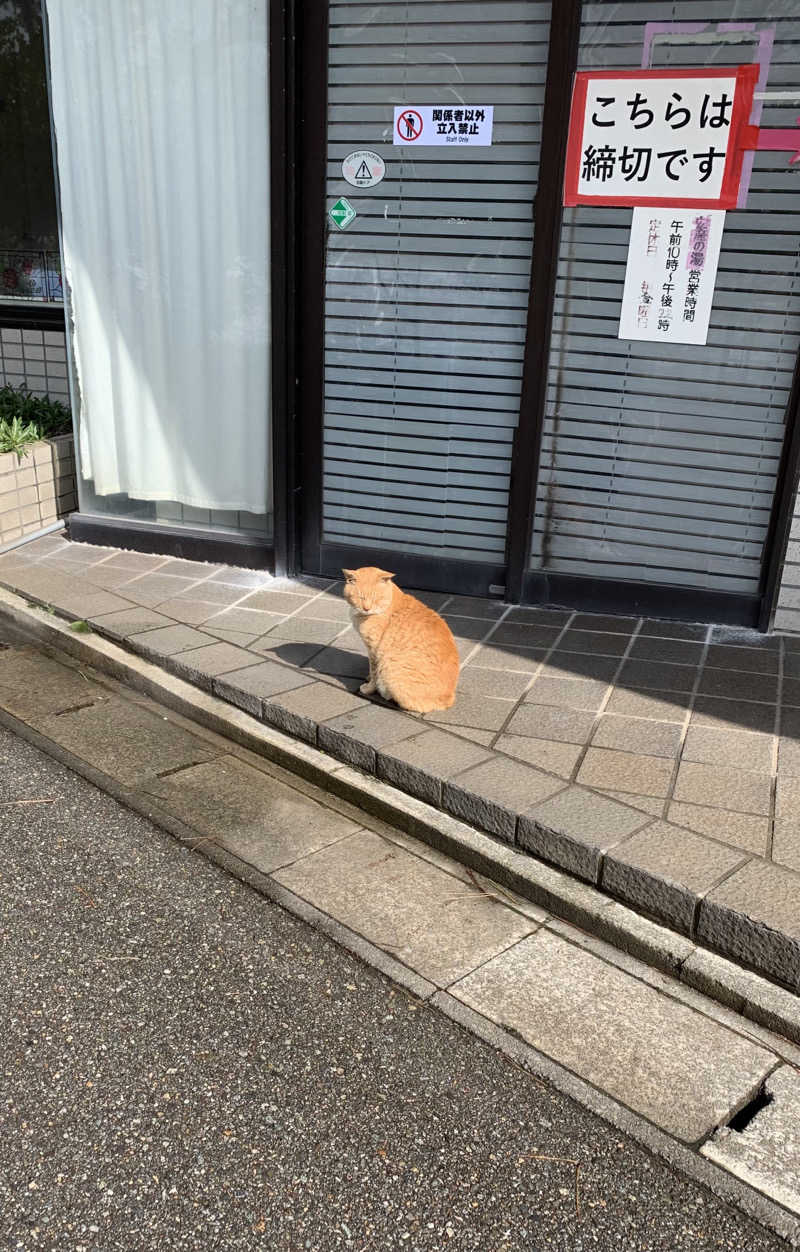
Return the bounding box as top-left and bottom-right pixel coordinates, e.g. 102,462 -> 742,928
563,65 -> 758,209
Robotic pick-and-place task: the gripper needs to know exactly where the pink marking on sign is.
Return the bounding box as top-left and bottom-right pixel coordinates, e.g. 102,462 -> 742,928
755,120 -> 800,163
686,216 -> 711,270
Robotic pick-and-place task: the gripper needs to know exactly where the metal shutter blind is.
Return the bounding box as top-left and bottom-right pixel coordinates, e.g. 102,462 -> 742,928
531,1 -> 800,596
322,0 -> 550,564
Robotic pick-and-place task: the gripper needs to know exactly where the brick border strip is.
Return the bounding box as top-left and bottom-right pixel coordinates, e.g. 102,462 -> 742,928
0,583 -> 798,1042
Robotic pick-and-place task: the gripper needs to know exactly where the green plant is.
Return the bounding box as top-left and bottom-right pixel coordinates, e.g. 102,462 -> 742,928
0,383 -> 71,441
0,415 -> 40,459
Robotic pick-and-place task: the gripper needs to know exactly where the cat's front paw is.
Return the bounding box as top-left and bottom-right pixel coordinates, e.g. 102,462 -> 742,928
359,681 -> 377,695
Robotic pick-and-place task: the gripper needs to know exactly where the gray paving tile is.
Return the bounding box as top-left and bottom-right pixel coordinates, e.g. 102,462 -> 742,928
202,626 -> 260,648
172,580 -> 246,607
524,676 -> 609,712
489,622 -> 564,649
682,725 -> 775,772
89,606 -> 174,639
468,643 -> 547,674
697,666 -> 778,704
778,737 -> 800,776
554,629 -> 630,657
701,1066 -> 800,1217
443,756 -> 562,841
617,659 -> 697,694
428,692 -> 515,732
441,614 -> 493,642
405,589 -> 452,611
151,558 -> 221,579
784,652 -> 800,680
213,660 -> 314,716
274,829 -> 535,987
250,638 -> 322,668
120,572 -> 197,606
128,624 -> 215,656
266,617 -> 345,646
603,792 -> 665,817
603,823 -> 746,932
691,695 -> 776,734
168,641 -> 263,689
446,727 -> 496,747
569,614 -> 638,634
457,666 -> 532,700
538,653 -> 620,682
90,551 -> 167,573
303,647 -> 368,681
202,606 -> 286,635
519,786 -> 649,882
494,734 -> 582,780
776,773 -> 800,819
441,595 -> 507,619
504,703 -> 597,743
673,761 -> 772,816
704,644 -> 779,675
710,625 -> 780,650
591,715 -> 683,758
262,681 -> 362,743
0,647 -> 110,724
698,859 -> 800,992
452,929 -> 774,1143
667,802 -> 770,857
640,619 -> 708,642
784,678 -> 800,708
605,688 -> 690,721
502,607 -> 572,626
147,597 -> 220,625
577,748 -> 674,798
36,698 -> 218,787
628,637 -> 704,667
318,703 -> 419,770
208,566 -> 274,590
292,594 -> 352,623
238,589 -> 314,615
377,729 -> 492,805
773,818 -> 800,874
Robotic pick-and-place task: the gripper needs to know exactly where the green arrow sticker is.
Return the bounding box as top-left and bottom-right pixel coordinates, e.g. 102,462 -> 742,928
329,197 -> 357,230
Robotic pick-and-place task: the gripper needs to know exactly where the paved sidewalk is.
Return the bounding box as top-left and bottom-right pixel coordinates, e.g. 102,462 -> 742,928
2,718 -> 795,1251
0,532 -> 799,994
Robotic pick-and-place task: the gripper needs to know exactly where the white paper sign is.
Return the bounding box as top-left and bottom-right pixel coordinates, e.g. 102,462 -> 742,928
577,75 -> 736,202
393,105 -> 493,147
619,207 -> 725,346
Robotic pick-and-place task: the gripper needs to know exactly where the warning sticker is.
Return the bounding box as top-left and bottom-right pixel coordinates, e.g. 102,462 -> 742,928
393,105 -> 493,147
342,150 -> 386,188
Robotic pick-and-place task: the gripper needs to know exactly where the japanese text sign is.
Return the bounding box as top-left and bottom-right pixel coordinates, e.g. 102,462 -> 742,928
393,105 -> 494,147
618,208 -> 725,346
564,67 -> 757,208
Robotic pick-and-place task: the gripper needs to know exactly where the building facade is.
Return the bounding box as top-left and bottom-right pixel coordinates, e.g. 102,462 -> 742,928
2,0 -> 800,630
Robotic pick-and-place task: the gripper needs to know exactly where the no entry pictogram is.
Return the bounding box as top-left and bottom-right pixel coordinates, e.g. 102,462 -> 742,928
396,109 -> 423,142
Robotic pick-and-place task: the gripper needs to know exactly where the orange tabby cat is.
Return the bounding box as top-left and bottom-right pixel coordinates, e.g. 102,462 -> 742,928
342,567 -> 459,713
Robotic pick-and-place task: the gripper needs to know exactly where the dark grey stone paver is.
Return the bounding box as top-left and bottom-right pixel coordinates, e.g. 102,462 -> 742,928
266,616 -> 345,645
698,667 -> 779,704
628,637 -> 705,667
304,646 -> 368,680
494,734 -> 582,780
468,643 -> 547,673
540,653 -> 621,682
128,623 -> 216,656
691,695 -> 776,733
168,641 -> 263,689
570,613 -> 638,634
238,588 -> 316,614
87,606 -> 175,639
505,703 -> 596,743
704,644 -> 780,675
262,681 -> 362,744
202,605 -> 285,636
441,595 -> 507,619
318,703 -> 419,770
0,646 -> 110,723
441,614 -> 493,641
578,748 -> 674,799
667,802 -> 770,858
145,596 -> 218,625
698,859 -> 800,992
519,787 -> 651,882
36,698 -> 219,786
605,688 -> 691,721
213,660 -> 314,716
524,676 -> 609,711
443,756 -> 562,842
640,619 -> 708,641
591,715 -> 683,759
682,725 -> 774,772
428,692 -> 516,732
377,729 -> 493,805
117,572 -> 197,605
602,823 -> 748,933
554,629 -> 630,657
673,761 -> 772,816
143,754 -> 359,870
617,659 -> 698,694
488,621 -> 563,649
457,666 -> 533,701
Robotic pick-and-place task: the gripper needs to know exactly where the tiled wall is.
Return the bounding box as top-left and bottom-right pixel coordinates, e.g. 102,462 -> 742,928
0,324 -> 70,405
774,483 -> 800,635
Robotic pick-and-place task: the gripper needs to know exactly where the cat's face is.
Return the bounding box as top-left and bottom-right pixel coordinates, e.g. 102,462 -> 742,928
342,566 -> 395,615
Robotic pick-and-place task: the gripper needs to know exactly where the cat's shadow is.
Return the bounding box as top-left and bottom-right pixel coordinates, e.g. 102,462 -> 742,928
269,642 -> 427,715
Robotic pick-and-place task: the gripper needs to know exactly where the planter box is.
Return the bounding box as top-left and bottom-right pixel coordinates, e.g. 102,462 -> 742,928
0,434 -> 77,548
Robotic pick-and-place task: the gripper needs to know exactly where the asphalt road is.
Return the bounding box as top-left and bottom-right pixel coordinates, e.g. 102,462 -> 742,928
0,720 -> 788,1252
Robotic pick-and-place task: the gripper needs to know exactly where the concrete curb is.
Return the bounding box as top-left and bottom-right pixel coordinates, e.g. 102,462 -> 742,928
1,584 -> 799,1051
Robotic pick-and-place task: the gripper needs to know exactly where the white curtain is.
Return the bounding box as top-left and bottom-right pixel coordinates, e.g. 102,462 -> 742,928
45,0 -> 270,515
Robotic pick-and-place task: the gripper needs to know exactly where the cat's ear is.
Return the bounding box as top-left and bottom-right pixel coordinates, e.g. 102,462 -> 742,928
377,569 -> 395,582
342,568 -> 356,581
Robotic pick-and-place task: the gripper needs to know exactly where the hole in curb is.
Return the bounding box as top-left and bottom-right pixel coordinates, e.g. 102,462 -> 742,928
727,1087 -> 773,1132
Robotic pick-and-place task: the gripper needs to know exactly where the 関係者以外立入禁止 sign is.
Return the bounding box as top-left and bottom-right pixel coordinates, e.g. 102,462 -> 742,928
393,106 -> 494,147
